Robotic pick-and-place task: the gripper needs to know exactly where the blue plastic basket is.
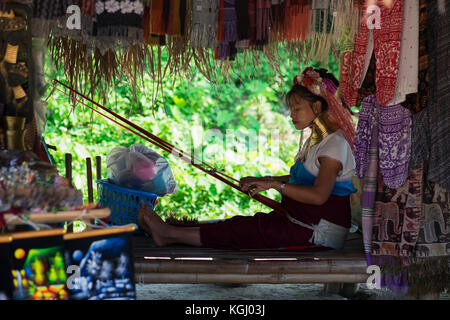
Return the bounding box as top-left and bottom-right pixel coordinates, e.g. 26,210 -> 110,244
96,179 -> 158,227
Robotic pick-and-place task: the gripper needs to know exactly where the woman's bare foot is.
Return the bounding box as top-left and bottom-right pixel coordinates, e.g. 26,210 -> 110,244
138,204 -> 173,246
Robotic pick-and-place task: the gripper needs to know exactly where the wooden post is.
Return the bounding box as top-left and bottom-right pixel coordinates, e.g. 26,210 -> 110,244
95,156 -> 102,181
86,157 -> 93,203
65,153 -> 72,188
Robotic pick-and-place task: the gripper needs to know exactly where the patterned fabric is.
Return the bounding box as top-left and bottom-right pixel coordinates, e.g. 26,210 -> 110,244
340,0 -> 404,107
354,95 -> 412,189
94,0 -> 144,37
190,0 -> 220,48
425,0 -> 450,189
371,164 -> 424,258
415,164 -> 450,259
360,98 -> 379,259
378,103 -> 412,189
409,0 -> 450,189
400,0 -> 429,115
354,95 -> 377,179
389,0 -> 419,106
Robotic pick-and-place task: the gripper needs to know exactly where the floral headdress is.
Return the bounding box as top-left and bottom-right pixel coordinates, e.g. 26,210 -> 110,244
292,67 -> 356,149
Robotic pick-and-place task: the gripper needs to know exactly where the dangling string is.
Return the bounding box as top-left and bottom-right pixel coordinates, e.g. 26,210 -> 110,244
6,214 -> 52,231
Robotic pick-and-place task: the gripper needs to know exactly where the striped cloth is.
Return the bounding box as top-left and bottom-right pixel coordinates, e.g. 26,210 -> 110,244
359,96 -> 379,262
409,0 -> 450,189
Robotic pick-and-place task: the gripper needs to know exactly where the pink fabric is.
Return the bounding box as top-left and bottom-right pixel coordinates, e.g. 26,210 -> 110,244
341,0 -> 404,107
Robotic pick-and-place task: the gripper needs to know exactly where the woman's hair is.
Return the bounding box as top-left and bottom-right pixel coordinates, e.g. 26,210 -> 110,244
285,68 -> 339,113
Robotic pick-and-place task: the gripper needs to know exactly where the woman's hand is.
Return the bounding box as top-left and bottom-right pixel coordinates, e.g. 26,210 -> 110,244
240,176 -> 272,196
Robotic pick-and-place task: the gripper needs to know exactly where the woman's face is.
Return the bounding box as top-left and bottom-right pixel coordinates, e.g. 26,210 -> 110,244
288,94 -> 320,130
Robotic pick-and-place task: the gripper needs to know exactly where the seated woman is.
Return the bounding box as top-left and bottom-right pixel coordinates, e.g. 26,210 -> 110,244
138,67 -> 357,250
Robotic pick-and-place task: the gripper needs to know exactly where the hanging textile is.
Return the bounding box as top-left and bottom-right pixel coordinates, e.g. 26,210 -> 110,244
190,0 -> 220,48
216,0 -> 238,60
93,0 -> 144,53
282,0 -> 310,42
407,162 -> 450,296
409,0 -> 450,189
388,0 -> 419,106
371,165 -> 423,258
354,95 -> 412,190
357,95 -> 379,260
400,0 -> 429,115
340,0 -> 404,108
166,0 -> 182,37
256,0 -> 271,45
150,0 -> 166,35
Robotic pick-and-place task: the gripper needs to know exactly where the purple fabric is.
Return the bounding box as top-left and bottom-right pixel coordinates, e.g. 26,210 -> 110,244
378,103 -> 412,189
322,78 -> 338,95
361,102 -> 379,256
223,0 -> 238,42
354,95 -> 377,179
354,95 -> 412,189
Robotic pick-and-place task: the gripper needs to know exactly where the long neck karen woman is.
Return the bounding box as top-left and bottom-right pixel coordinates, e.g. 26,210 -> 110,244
138,67 -> 357,251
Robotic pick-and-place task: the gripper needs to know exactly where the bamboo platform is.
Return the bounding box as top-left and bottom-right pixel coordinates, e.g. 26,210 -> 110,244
133,233 -> 369,284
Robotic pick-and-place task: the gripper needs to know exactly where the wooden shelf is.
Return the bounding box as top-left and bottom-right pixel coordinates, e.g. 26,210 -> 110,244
3,208 -> 110,225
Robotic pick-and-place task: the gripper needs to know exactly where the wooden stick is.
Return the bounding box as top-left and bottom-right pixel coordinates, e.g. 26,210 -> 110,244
0,235 -> 12,243
134,272 -> 369,284
64,225 -> 136,240
12,228 -> 66,240
4,208 -> 110,225
95,156 -> 102,181
65,153 -> 73,188
86,157 -> 93,203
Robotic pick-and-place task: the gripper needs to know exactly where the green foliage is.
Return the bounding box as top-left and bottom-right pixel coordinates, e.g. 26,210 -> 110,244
44,48 -> 338,221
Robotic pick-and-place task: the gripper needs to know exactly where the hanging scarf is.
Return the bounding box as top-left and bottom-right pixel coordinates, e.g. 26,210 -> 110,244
150,0 -> 166,35
166,0 -> 181,37
423,0 -> 450,189
191,0 -> 219,48
388,0 -> 419,106
282,0 -> 310,42
407,161 -> 450,296
400,0 -> 429,115
256,0 -> 271,43
94,0 -> 144,49
371,164 -> 424,258
354,95 -> 412,189
31,0 -> 71,37
235,0 -> 249,40
359,95 -> 379,261
340,0 -> 404,108
216,0 -> 238,60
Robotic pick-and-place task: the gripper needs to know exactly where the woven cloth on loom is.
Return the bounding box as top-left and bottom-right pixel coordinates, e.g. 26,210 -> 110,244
409,0 -> 450,189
